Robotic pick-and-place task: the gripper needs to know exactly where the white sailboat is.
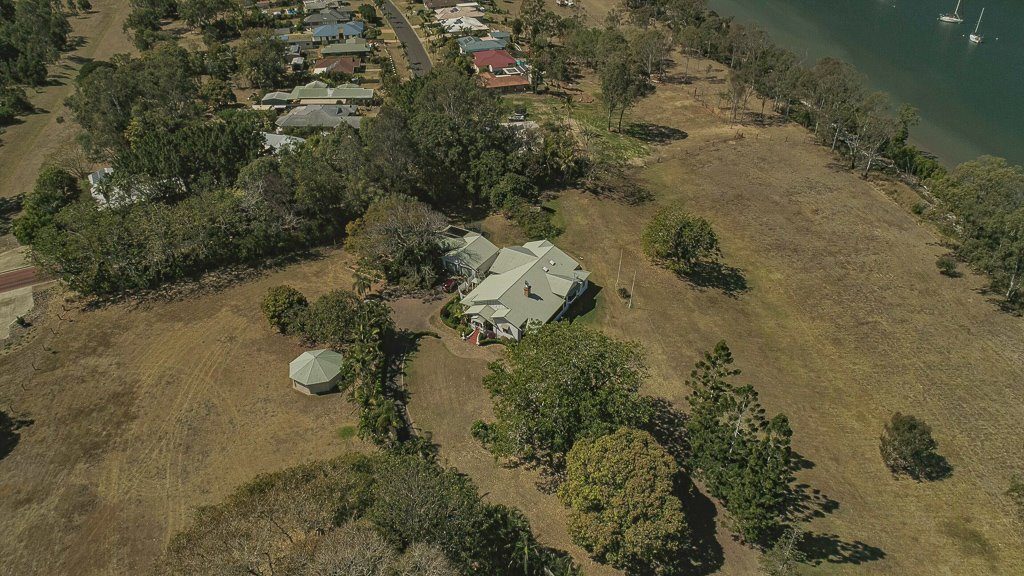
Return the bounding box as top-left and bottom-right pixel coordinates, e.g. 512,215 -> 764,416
969,8 -> 985,43
939,0 -> 964,23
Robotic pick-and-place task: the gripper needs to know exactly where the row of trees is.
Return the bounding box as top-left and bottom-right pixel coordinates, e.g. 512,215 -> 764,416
162,451 -> 579,575
21,59 -> 582,296
474,322 -> 797,572
593,0 -> 943,180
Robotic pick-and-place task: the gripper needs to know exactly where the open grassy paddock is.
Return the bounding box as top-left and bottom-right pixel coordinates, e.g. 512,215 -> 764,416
403,59 -> 1024,575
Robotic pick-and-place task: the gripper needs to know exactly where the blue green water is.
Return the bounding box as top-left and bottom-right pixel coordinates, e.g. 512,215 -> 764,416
707,0 -> 1024,167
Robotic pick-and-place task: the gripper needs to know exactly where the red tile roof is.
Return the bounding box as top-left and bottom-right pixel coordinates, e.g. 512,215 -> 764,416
473,49 -> 517,71
479,72 -> 530,90
313,56 -> 360,75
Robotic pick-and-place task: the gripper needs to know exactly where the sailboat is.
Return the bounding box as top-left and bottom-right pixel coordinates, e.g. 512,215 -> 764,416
969,8 -> 985,43
939,0 -> 964,23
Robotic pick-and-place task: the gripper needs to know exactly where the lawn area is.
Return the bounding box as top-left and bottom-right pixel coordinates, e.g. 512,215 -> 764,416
0,249 -> 372,574
403,56 -> 1024,575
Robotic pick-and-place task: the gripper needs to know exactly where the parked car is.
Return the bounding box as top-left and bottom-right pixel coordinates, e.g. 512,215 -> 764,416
442,278 -> 460,293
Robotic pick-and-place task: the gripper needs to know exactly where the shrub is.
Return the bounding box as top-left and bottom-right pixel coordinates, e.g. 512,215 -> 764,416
642,205 -> 720,273
617,286 -> 630,299
559,428 -> 688,574
261,285 -> 308,333
911,201 -> 928,215
880,412 -> 949,481
1008,475 -> 1024,524
936,254 -> 958,277
506,199 -> 562,240
12,166 -> 81,245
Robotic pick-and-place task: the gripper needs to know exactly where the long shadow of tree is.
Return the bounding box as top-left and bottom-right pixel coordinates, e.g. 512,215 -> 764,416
679,261 -> 749,297
624,122 -> 688,144
642,397 -> 884,571
1,410 -> 33,461
0,195 -> 22,236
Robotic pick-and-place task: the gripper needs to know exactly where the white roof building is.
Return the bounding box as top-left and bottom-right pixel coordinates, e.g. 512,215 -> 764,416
453,236 -> 590,341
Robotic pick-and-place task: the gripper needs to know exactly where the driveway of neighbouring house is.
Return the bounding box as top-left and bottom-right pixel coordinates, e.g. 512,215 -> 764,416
380,0 -> 432,77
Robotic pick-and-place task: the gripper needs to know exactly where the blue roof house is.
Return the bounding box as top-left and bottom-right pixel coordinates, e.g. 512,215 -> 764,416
341,20 -> 365,38
312,24 -> 341,44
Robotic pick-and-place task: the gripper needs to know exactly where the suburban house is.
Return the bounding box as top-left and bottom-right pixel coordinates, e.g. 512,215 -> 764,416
445,228 -> 591,341
322,38 -> 373,56
276,105 -> 361,130
472,49 -> 516,73
289,80 -> 374,104
424,0 -> 459,9
263,132 -> 306,153
457,36 -> 507,54
289,349 -> 345,395
312,23 -> 341,43
434,4 -> 483,20
441,16 -> 488,33
260,91 -> 295,108
441,226 -> 499,281
280,33 -> 316,50
303,7 -> 353,27
478,69 -> 530,93
312,55 -> 362,75
303,0 -> 348,11
341,20 -> 366,38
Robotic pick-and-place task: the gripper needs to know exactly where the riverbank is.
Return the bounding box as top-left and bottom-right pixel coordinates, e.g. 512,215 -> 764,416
708,0 -> 1024,167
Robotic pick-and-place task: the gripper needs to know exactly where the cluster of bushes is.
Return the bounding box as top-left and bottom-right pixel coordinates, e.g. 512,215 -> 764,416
929,156 -> 1024,307
642,205 -> 721,274
474,323 -> 795,571
262,285 -> 404,442
0,0 -> 73,88
161,451 -> 579,576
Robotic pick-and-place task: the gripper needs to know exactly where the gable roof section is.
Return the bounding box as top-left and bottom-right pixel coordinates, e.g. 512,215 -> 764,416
461,241 -> 589,328
322,39 -> 372,55
442,228 -> 499,272
341,20 -> 365,36
473,49 -> 516,70
456,36 -> 506,53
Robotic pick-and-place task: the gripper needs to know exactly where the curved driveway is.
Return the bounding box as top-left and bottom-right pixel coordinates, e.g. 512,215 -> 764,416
380,0 -> 433,77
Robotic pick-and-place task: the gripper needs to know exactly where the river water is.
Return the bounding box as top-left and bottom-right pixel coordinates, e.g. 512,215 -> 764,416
707,0 -> 1024,167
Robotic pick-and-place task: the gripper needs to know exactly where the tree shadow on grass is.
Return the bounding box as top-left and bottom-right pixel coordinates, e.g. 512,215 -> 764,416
676,479 -> 725,576
782,451 -> 840,524
1,410 -> 33,461
799,533 -> 886,566
624,122 -> 688,144
680,261 -> 749,298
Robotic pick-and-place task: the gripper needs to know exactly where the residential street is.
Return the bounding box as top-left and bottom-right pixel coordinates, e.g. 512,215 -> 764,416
380,0 -> 432,77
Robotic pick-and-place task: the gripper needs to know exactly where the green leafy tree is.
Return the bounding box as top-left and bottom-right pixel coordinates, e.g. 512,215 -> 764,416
476,322 -> 651,472
760,527 -> 807,576
261,285 -> 307,333
879,412 -> 949,481
236,28 -> 284,88
685,341 -> 793,543
560,428 -> 689,574
642,205 -> 721,273
13,166 -> 80,244
345,194 -> 447,289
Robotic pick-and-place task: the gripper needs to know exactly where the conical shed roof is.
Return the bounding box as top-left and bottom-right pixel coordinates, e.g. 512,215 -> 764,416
289,349 -> 344,386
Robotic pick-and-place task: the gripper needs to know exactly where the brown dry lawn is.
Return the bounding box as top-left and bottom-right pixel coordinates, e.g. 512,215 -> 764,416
402,61 -> 1024,575
0,252 -> 373,575
0,0 -> 136,199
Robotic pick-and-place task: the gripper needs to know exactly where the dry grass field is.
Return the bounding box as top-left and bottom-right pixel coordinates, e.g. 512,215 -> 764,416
0,0 -> 136,199
401,63 -> 1024,576
0,252 -> 374,575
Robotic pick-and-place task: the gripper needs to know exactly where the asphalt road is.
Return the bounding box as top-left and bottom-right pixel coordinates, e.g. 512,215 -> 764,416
0,267 -> 39,294
380,0 -> 432,77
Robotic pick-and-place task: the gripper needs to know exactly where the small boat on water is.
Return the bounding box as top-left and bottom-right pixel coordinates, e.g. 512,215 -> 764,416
969,7 -> 985,43
939,0 -> 964,23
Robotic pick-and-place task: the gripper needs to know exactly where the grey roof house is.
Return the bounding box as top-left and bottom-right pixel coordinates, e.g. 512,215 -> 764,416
289,349 -> 345,395
263,132 -> 306,153
303,7 -> 353,27
456,36 -> 508,54
275,105 -> 361,130
289,80 -> 374,104
441,226 -> 499,281
321,38 -> 373,56
454,237 -> 590,341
